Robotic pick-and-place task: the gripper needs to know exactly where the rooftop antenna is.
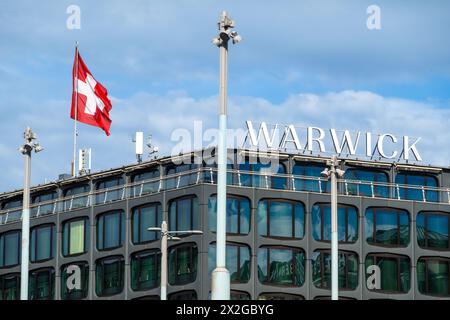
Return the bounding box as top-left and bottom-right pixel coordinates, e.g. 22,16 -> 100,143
146,134 -> 159,159
133,132 -> 144,163
78,148 -> 92,175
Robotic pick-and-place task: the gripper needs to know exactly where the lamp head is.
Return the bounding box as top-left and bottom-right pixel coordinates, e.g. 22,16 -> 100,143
336,168 -> 345,178
34,143 -> 44,153
320,168 -> 330,178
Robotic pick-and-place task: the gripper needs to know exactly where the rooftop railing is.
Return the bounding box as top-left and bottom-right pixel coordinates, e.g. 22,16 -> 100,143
1,167 -> 449,225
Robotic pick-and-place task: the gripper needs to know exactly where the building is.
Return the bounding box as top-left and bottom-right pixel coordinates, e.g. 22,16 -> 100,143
0,148 -> 449,300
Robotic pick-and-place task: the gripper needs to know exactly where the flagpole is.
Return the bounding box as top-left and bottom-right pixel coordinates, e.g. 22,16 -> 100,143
72,41 -> 79,177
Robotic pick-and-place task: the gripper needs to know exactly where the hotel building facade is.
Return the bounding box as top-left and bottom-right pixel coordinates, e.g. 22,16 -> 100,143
0,149 -> 449,300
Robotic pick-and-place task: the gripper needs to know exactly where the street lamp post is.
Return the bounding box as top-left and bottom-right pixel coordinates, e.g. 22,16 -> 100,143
148,221 -> 203,300
19,127 -> 43,300
321,155 -> 345,301
211,10 -> 241,301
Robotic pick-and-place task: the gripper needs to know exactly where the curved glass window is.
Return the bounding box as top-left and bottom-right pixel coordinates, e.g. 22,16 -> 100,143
203,160 -> 234,185
95,177 -> 124,204
417,212 -> 449,250
132,168 -> 160,196
344,168 -> 389,198
258,199 -> 305,239
132,203 -> 161,244
258,293 -> 304,300
365,207 -> 409,247
168,290 -> 197,300
312,203 -> 358,243
166,163 -> 199,190
96,210 -> 125,251
0,273 -> 20,300
365,254 -> 410,293
293,162 -> 329,193
95,256 -> 124,297
169,196 -> 199,234
312,250 -> 358,290
395,172 -> 438,202
31,191 -> 57,217
61,262 -> 89,300
62,217 -> 89,257
417,257 -> 450,296
0,230 -> 21,268
2,198 -> 22,210
30,224 -> 55,262
168,243 -> 198,285
208,195 -> 250,235
131,249 -> 161,291
208,243 -> 251,284
63,184 -> 90,211
231,291 -> 251,300
239,160 -> 287,190
29,268 -> 55,300
257,246 -> 305,287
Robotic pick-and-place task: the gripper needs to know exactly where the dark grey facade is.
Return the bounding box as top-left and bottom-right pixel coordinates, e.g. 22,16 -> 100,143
0,149 -> 450,300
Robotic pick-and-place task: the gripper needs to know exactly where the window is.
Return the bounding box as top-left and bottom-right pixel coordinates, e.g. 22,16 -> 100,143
31,191 -> 57,216
1,198 -> 22,223
257,246 -> 305,287
63,184 -> 90,211
208,195 -> 250,235
95,256 -> 124,297
131,250 -> 161,291
169,196 -> 199,234
202,161 -> 234,185
258,199 -> 305,239
29,268 -> 55,300
312,250 -> 358,290
60,262 -> 89,300
365,254 -> 410,293
132,203 -> 161,244
132,168 -> 160,196
97,210 -> 125,250
344,168 -> 389,198
417,257 -> 450,296
208,243 -> 251,284
258,293 -> 304,300
365,207 -> 410,247
231,291 -> 251,300
239,160 -> 287,189
2,198 -> 22,210
293,162 -> 329,193
30,224 -> 55,262
395,172 -> 438,202
168,243 -> 198,285
0,230 -> 21,268
417,212 -> 449,250
0,273 -> 20,300
312,203 -> 358,243
166,163 -> 199,190
95,176 -> 124,204
62,217 -> 89,256
168,290 -> 197,300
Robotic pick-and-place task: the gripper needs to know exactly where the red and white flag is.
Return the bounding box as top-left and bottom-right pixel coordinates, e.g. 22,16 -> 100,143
71,50 -> 112,136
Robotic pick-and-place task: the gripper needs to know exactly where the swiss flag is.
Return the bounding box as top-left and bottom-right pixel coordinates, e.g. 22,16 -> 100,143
71,50 -> 112,136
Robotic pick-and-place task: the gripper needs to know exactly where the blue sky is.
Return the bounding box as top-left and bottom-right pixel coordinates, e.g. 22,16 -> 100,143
0,0 -> 450,193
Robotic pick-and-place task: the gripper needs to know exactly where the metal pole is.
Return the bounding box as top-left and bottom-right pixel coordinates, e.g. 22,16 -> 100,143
330,155 -> 339,300
160,221 -> 168,300
211,10 -> 231,300
72,42 -> 79,177
20,132 -> 31,300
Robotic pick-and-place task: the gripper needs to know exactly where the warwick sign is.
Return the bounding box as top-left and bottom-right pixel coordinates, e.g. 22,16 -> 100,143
245,121 -> 422,162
